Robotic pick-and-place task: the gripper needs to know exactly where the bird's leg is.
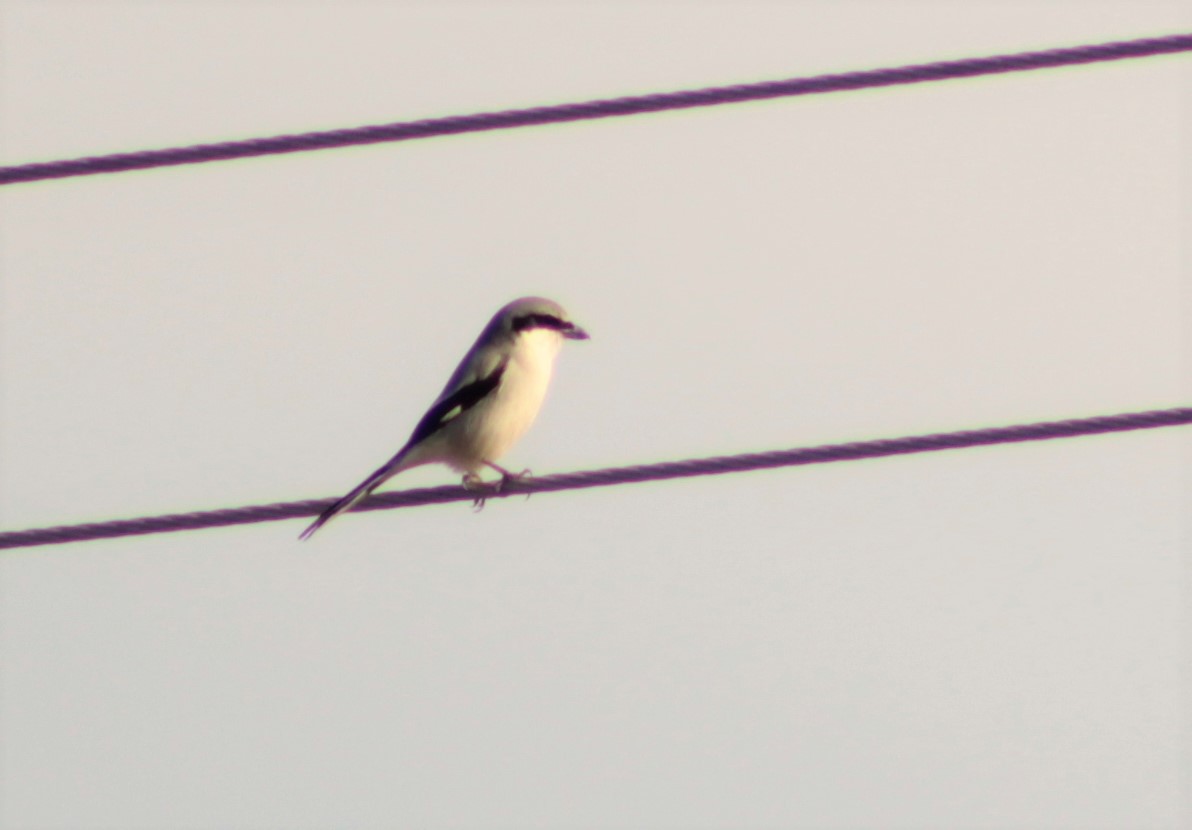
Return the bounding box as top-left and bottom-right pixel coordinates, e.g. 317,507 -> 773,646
463,464 -> 533,511
484,461 -> 533,500
484,461 -> 532,483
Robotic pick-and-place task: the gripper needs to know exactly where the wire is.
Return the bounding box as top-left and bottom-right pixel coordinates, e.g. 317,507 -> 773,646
1,406 -> 1188,550
2,33 -> 1189,186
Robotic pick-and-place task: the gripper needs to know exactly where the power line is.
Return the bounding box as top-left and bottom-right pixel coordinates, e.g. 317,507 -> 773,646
2,33 -> 1189,187
2,406 -> 1189,550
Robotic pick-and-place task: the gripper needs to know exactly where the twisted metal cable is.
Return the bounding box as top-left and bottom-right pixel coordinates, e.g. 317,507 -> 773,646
2,406 -> 1189,550
2,33 -> 1190,186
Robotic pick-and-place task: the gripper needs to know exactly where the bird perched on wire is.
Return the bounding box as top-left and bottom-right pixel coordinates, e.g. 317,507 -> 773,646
300,296 -> 589,540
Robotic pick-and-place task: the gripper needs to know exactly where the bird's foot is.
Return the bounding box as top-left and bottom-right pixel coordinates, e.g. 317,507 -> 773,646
463,472 -> 502,512
465,466 -> 535,510
501,467 -> 533,485
484,463 -> 534,500
506,468 -> 533,501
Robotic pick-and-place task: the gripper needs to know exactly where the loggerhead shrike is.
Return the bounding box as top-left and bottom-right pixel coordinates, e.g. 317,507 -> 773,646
300,296 -> 588,539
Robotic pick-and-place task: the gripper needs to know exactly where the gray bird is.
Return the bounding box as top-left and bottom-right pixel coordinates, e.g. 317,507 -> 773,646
300,297 -> 588,539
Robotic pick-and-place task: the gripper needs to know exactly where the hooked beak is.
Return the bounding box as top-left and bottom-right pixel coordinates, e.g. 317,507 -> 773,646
565,324 -> 590,341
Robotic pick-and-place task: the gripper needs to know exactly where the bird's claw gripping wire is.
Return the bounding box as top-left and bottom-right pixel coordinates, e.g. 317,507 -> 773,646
464,465 -> 534,511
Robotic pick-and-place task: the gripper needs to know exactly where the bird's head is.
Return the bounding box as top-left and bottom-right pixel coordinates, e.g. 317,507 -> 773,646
500,297 -> 590,341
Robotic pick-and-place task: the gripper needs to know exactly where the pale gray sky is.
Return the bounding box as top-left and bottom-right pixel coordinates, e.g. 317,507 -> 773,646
1,2 -> 1190,828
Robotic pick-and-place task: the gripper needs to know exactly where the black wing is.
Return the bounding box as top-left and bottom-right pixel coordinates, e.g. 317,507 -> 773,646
404,359 -> 507,448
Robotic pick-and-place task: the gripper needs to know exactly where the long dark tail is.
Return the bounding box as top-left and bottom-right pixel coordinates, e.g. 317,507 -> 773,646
299,453 -> 407,540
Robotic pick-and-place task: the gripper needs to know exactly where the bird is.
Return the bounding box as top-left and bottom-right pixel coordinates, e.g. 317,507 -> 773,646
299,296 -> 589,540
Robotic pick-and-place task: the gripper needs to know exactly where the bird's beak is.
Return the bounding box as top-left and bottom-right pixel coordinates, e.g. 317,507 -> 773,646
565,324 -> 590,340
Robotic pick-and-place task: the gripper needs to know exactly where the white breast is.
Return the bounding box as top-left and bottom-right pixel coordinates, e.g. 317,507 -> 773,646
453,328 -> 563,470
